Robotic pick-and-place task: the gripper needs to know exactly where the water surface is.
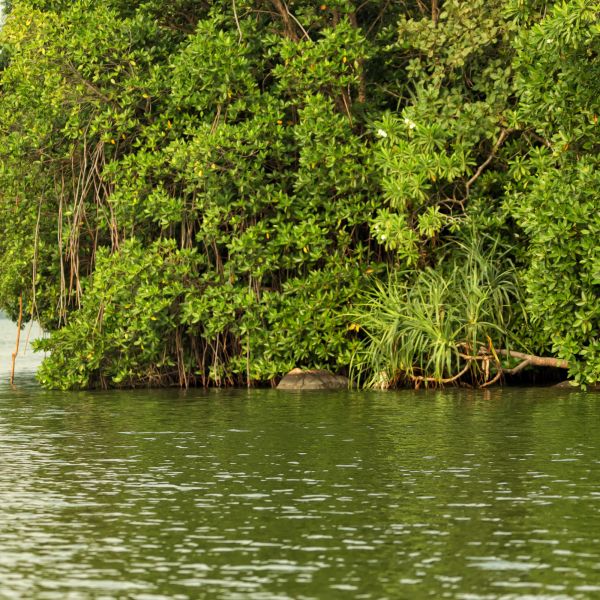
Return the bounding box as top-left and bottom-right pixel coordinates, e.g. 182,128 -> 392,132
0,379 -> 599,599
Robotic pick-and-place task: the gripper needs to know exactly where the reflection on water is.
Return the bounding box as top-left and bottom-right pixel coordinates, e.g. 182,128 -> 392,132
0,383 -> 598,598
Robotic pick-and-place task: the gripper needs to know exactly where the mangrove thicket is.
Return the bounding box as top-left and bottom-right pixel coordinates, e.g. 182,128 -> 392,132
0,0 -> 598,389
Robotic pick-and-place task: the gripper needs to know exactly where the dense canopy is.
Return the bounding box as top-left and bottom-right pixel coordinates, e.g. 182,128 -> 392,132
0,0 -> 598,389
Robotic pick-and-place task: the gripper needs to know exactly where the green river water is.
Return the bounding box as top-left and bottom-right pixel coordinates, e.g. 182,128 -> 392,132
1,320 -> 600,599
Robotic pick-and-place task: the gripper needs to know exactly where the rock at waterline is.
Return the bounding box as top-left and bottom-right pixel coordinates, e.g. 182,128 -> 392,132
277,368 -> 349,390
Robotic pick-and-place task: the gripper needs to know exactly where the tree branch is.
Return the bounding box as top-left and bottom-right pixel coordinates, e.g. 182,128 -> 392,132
431,0 -> 439,26
498,349 -> 569,370
465,128 -> 511,196
64,61 -> 115,106
270,0 -> 310,41
411,360 -> 473,385
502,359 -> 531,376
232,0 -> 243,42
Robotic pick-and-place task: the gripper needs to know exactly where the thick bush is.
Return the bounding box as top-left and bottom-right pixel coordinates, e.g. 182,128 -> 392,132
0,0 -> 598,388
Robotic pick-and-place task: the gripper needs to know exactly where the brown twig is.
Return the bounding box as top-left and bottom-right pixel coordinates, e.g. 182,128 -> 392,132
525,131 -> 553,149
431,0 -> 439,25
411,360 -> 472,385
480,366 -> 503,388
232,0 -> 243,42
416,0 -> 428,15
465,128 -> 511,196
421,343 -> 568,389
287,8 -> 311,41
271,0 -> 301,41
366,0 -> 391,36
64,61 -> 115,106
10,296 -> 23,386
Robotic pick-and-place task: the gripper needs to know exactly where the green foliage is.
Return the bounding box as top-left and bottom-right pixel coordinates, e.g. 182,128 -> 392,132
0,0 -> 599,388
370,0 -> 517,266
352,236 -> 524,388
35,240 -> 196,389
507,0 -> 600,384
1,0 -> 381,388
508,156 -> 600,385
35,239 -> 364,389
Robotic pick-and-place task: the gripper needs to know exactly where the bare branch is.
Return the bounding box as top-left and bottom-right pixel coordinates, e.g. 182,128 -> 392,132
232,0 -> 243,42
64,61 -> 115,106
270,0 -> 311,41
502,359 -> 531,376
366,0 -> 391,36
498,349 -> 569,370
431,0 -> 439,25
286,6 -> 311,41
10,296 -> 23,386
480,367 -> 503,388
416,0 -> 428,15
465,128 -> 511,196
526,131 -> 552,148
411,360 -> 473,385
